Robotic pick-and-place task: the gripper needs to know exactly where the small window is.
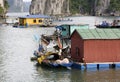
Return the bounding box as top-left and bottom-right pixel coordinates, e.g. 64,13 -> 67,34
62,27 -> 66,31
39,20 -> 42,23
33,20 -> 36,23
76,47 -> 80,56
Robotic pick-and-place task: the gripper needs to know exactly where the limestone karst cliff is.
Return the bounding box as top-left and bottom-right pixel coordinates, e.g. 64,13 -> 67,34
7,0 -> 23,12
29,0 -> 120,16
0,0 -> 9,17
0,0 -> 4,7
29,0 -> 70,15
92,0 -> 111,15
70,0 -> 120,16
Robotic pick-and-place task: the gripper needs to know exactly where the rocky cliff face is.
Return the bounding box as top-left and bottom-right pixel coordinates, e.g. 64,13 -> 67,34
0,0 -> 4,7
29,0 -> 120,16
94,0 -> 111,15
79,0 -> 120,16
0,0 -> 8,17
29,0 -> 69,15
23,2 -> 31,12
7,0 -> 23,12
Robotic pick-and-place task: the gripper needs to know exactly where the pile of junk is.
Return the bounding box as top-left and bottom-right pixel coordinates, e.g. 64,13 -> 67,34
31,27 -> 73,69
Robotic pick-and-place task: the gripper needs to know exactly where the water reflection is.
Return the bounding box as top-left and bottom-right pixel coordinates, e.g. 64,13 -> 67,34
83,69 -> 120,82
35,66 -> 71,82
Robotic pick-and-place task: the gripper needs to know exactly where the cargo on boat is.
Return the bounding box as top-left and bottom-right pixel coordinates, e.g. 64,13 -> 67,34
19,14 -> 53,27
31,33 -> 72,69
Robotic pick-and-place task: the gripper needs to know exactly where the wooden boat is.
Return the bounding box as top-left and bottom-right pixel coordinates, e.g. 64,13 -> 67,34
95,25 -> 120,28
13,22 -> 19,27
31,33 -> 72,69
39,59 -> 73,69
38,52 -> 72,67
31,51 -> 73,69
95,20 -> 120,28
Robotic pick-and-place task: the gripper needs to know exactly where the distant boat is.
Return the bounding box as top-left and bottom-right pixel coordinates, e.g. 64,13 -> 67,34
13,22 -> 19,27
13,22 -> 25,28
95,25 -> 120,28
95,20 -> 120,28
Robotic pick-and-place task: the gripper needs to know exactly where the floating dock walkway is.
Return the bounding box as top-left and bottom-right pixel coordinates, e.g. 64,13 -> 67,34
72,62 -> 120,70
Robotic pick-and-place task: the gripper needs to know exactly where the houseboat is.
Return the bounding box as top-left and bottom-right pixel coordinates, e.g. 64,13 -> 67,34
5,12 -> 29,24
55,24 -> 89,39
19,14 -> 52,27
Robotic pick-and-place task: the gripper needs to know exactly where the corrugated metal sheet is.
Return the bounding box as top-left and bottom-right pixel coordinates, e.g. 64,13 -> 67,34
19,15 -> 51,18
90,30 -> 101,39
70,25 -> 89,34
76,29 -> 120,39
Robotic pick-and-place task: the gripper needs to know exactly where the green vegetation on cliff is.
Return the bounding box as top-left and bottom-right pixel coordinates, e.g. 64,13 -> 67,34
69,0 -> 96,15
109,0 -> 120,11
69,0 -> 89,14
0,6 -> 4,15
0,0 -> 9,17
69,0 -> 120,15
4,0 -> 9,10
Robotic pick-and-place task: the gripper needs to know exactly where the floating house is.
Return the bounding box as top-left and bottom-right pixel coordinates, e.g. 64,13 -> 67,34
19,14 -> 52,26
56,24 -> 89,38
5,12 -> 29,24
6,17 -> 19,24
71,29 -> 120,63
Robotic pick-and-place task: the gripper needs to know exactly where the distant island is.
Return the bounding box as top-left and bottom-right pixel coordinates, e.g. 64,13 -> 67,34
0,0 -> 30,18
7,0 -> 31,12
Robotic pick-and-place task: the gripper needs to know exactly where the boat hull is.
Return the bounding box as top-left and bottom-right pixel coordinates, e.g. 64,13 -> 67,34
95,25 -> 120,28
37,59 -> 73,68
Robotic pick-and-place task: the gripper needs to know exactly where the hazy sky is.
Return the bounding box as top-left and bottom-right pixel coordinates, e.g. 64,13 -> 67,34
23,0 -> 32,2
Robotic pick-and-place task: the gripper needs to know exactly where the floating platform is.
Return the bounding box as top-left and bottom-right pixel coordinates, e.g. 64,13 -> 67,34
72,62 -> 120,70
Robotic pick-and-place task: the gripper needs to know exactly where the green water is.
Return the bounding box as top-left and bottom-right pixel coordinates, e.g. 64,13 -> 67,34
0,16 -> 120,82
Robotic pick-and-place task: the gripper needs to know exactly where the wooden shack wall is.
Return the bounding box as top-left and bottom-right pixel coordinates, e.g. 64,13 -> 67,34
71,31 -> 84,62
84,40 -> 120,63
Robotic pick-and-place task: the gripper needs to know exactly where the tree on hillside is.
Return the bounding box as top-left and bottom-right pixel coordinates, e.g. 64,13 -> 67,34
69,0 -> 93,15
109,0 -> 120,11
4,0 -> 9,10
69,0 -> 120,16
0,5 -> 4,17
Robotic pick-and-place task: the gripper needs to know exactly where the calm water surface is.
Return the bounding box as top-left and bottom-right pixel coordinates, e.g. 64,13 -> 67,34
0,16 -> 120,82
